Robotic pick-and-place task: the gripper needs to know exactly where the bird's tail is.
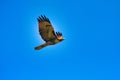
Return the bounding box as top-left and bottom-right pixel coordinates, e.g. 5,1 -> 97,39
35,42 -> 51,50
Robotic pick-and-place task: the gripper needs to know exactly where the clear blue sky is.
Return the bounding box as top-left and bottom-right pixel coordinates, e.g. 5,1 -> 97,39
0,0 -> 120,80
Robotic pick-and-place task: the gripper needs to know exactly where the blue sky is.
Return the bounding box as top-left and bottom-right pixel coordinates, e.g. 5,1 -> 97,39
0,0 -> 120,80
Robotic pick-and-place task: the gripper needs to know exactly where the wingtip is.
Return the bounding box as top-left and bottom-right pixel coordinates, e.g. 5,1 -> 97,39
56,32 -> 62,36
35,46 -> 42,50
37,15 -> 51,23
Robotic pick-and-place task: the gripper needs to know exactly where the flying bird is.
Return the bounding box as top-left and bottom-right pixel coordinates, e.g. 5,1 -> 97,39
35,15 -> 64,50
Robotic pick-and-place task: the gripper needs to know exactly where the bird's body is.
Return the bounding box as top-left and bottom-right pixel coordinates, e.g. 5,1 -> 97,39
35,15 -> 64,50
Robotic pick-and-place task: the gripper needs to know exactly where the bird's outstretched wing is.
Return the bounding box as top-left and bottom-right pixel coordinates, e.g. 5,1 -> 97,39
35,42 -> 52,50
37,15 -> 57,42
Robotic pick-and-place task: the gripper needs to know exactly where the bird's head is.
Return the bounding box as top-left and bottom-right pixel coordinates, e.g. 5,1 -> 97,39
56,32 -> 64,41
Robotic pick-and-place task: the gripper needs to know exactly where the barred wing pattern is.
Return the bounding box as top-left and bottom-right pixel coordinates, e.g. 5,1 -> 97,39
37,15 -> 57,42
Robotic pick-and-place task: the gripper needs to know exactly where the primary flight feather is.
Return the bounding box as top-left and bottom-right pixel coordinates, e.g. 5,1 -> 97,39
35,15 -> 64,50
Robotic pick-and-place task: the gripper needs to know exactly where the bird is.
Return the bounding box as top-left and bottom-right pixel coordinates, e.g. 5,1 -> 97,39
35,15 -> 64,50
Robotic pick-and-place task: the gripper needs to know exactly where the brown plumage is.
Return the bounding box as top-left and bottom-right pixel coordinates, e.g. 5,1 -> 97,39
35,15 -> 64,50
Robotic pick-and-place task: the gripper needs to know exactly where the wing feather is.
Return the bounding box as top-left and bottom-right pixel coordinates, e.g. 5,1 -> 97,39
37,15 -> 57,42
35,42 -> 52,50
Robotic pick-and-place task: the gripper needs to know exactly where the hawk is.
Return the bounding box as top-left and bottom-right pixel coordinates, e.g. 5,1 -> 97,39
35,15 -> 64,50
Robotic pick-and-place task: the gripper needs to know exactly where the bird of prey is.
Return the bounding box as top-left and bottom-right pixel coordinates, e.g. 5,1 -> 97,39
35,15 -> 64,50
